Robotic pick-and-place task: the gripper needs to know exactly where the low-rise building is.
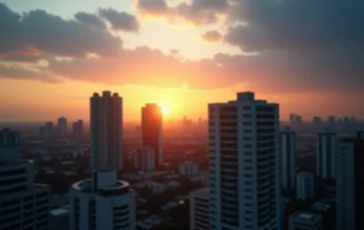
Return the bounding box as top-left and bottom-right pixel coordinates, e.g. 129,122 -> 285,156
289,211 -> 322,230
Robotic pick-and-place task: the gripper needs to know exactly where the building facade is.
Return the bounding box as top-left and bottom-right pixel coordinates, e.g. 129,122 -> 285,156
280,127 -> 296,191
316,128 -> 337,180
208,92 -> 281,230
72,120 -> 83,140
134,147 -> 155,172
336,132 -> 364,230
141,103 -> 163,167
69,170 -> 135,230
296,172 -> 315,201
288,211 -> 322,230
0,128 -> 51,230
58,117 -> 68,137
90,91 -> 123,171
190,188 -> 209,230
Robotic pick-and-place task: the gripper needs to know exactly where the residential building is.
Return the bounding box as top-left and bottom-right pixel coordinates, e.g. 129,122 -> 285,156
141,103 -> 163,167
316,128 -> 337,180
134,146 -> 155,172
50,207 -> 69,230
0,128 -> 51,230
179,161 -> 199,178
69,169 -> 135,230
288,211 -> 322,230
190,188 -> 209,230
336,131 -> 364,230
72,120 -> 83,139
58,117 -> 67,137
280,127 -> 296,191
296,172 -> 315,201
90,91 -> 123,171
208,92 -> 281,230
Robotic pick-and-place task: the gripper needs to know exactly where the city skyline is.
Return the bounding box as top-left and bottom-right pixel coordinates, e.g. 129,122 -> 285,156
1,1 -> 364,122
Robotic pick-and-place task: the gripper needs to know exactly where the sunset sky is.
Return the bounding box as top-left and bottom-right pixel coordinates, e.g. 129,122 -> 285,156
1,0 -> 364,123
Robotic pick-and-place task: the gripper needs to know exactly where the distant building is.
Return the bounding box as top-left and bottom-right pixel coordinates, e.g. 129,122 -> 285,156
72,120 -> 83,139
90,91 -> 123,171
208,92 -> 281,230
45,121 -> 54,138
134,146 -> 155,172
58,117 -> 67,137
0,128 -> 51,230
50,207 -> 69,230
190,188 -> 209,230
296,172 -> 315,201
336,132 -> 364,230
39,126 -> 47,139
69,170 -> 135,230
313,116 -> 322,127
179,161 -> 198,178
316,128 -> 337,180
289,211 -> 322,230
328,116 -> 335,128
142,103 -> 163,167
281,127 -> 296,191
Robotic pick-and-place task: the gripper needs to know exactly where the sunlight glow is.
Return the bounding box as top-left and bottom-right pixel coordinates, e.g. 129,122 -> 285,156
161,105 -> 168,115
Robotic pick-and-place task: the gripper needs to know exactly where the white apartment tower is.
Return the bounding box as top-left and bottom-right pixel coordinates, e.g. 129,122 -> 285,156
58,117 -> 68,137
280,127 -> 296,191
90,91 -> 123,171
316,128 -> 337,180
134,146 -> 155,172
69,169 -> 135,230
0,128 -> 51,230
208,92 -> 281,230
190,188 -> 209,230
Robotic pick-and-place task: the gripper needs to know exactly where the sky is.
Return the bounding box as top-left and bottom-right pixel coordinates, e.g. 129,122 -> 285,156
1,0 -> 364,123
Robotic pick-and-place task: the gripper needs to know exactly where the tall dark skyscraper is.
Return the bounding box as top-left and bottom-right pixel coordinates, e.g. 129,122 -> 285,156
141,103 -> 163,167
72,119 -> 83,139
58,116 -> 67,137
90,91 -> 123,171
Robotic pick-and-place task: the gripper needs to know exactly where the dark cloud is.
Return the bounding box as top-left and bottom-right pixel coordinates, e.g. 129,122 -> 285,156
99,8 -> 139,32
74,12 -> 105,28
136,0 -> 229,25
0,3 -> 122,57
201,30 -> 222,43
0,63 -> 61,83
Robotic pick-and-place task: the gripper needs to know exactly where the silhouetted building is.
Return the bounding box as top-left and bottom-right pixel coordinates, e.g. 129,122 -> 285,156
58,116 -> 67,137
72,119 -> 83,140
69,169 -> 136,230
39,126 -> 47,139
45,121 -> 54,138
141,103 -> 163,167
316,128 -> 337,180
90,91 -> 123,171
328,116 -> 335,129
0,128 -> 51,230
179,161 -> 198,178
289,212 -> 322,230
208,92 -> 281,230
296,172 -> 315,201
190,188 -> 209,230
281,127 -> 296,191
336,132 -> 364,230
313,116 -> 322,128
134,146 -> 155,172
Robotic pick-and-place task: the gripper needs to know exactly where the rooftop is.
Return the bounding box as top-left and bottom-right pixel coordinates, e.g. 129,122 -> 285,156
291,211 -> 321,222
51,208 -> 69,216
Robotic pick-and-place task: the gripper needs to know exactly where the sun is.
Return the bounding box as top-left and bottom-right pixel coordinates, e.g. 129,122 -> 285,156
161,105 -> 168,114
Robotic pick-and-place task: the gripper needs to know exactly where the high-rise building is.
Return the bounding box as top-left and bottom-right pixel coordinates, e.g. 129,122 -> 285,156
316,128 -> 337,180
134,146 -> 155,172
90,91 -> 123,171
280,127 -> 296,191
45,121 -> 54,138
328,116 -> 336,129
296,172 -> 315,201
288,212 -> 322,230
141,104 -> 163,167
179,161 -> 199,178
0,128 -> 51,230
69,169 -> 136,230
39,126 -> 47,139
190,188 -> 209,230
336,132 -> 364,230
312,116 -> 322,128
208,92 -> 280,230
72,120 -> 83,139
58,117 -> 67,137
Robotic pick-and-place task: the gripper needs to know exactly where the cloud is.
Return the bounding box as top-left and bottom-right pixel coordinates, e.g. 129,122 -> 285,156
99,8 -> 139,32
201,30 -> 222,43
0,3 -> 122,58
136,0 -> 229,25
74,12 -> 106,28
0,63 -> 61,83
